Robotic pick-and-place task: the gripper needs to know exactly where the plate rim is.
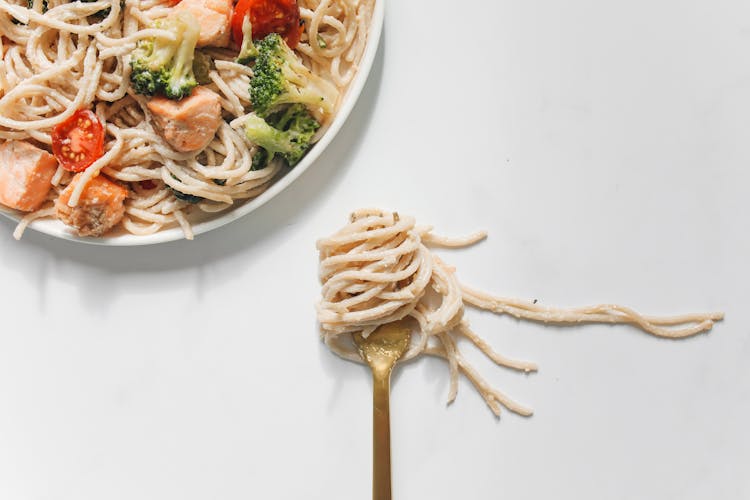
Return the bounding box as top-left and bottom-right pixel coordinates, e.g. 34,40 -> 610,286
0,0 -> 385,246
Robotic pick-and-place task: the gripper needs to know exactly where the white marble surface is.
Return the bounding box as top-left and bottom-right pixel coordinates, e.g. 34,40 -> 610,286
1,0 -> 749,498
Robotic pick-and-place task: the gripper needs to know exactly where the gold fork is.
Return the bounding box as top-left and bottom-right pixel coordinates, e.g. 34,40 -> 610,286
353,320 -> 411,500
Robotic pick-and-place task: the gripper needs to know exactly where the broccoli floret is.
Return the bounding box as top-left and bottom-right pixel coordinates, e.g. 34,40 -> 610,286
193,50 -> 213,85
250,33 -> 339,119
244,104 -> 320,166
250,147 -> 270,171
130,11 -> 201,100
268,103 -> 313,130
236,14 -> 259,64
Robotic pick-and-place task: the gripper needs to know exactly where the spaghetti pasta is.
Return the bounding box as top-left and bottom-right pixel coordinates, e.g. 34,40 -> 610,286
0,0 -> 374,238
316,209 -> 724,417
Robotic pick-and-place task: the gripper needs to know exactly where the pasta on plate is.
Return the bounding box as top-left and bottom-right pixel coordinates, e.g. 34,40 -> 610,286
0,0 -> 374,239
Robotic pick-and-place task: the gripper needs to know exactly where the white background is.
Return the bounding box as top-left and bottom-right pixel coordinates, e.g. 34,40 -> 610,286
1,0 -> 749,498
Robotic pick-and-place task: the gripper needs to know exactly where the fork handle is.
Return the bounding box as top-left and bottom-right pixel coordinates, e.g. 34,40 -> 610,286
372,366 -> 393,500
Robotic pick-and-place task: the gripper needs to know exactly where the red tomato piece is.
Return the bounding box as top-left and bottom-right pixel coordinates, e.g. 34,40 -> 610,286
232,0 -> 301,50
51,109 -> 105,173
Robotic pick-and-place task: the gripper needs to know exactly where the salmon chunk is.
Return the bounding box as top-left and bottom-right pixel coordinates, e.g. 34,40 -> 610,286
147,86 -> 222,152
0,140 -> 57,212
55,173 -> 128,237
174,0 -> 232,47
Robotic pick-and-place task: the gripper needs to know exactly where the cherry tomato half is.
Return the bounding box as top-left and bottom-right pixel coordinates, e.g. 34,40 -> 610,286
51,109 -> 105,173
232,0 -> 302,50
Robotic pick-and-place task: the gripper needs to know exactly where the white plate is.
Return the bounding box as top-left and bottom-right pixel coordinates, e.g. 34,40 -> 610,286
0,1 -> 384,246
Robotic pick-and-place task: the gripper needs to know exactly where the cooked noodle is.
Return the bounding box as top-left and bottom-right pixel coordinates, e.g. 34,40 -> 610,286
0,0 -> 374,238
316,209 -> 724,417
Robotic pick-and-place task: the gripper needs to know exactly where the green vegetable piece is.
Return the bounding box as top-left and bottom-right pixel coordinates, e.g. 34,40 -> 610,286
170,188 -> 204,204
169,174 -> 204,203
251,147 -> 270,171
80,0 -> 119,19
236,14 -> 259,64
249,33 -> 339,118
129,11 -> 201,100
193,50 -> 213,85
244,104 -> 320,167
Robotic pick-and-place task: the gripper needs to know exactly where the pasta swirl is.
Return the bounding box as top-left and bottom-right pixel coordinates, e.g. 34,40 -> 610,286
317,209 -> 724,417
